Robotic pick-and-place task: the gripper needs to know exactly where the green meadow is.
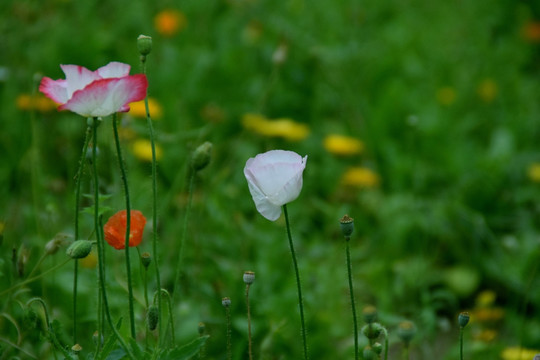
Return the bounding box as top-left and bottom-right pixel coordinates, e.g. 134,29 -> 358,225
1,0 -> 540,359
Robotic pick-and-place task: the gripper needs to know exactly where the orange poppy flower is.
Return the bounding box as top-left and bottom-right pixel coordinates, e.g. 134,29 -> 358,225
103,210 -> 147,250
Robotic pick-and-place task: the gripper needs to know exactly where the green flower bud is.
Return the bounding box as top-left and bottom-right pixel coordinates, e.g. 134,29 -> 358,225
397,320 -> 416,345
363,346 -> 376,360
362,305 -> 378,324
191,141 -> 213,171
141,252 -> 152,269
243,271 -> 255,285
222,297 -> 231,308
372,342 -> 383,355
458,312 -> 470,328
137,35 -> 153,56
339,214 -> 354,238
147,305 -> 159,331
363,322 -> 383,340
66,240 -> 93,259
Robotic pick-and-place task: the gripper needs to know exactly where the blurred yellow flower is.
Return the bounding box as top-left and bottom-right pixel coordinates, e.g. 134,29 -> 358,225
473,329 -> 497,342
16,93 -> 57,112
154,9 -> 187,37
242,113 -> 309,141
128,98 -> 163,119
471,307 -> 504,322
501,347 -> 540,360
527,162 -> 540,183
323,134 -> 364,156
475,289 -> 496,307
132,139 -> 163,162
341,167 -> 379,188
477,79 -> 497,103
436,86 -> 456,106
80,250 -> 97,269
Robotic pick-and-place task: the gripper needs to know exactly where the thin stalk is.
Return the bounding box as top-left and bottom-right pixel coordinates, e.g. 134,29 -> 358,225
72,123 -> 92,344
92,118 -> 135,359
459,327 -> 464,360
282,204 -> 309,360
141,57 -> 163,342
111,113 -> 136,339
246,284 -> 253,360
225,305 -> 232,360
345,238 -> 359,360
172,171 -> 195,301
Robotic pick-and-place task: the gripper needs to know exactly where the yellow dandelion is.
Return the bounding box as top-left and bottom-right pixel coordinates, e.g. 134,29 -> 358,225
323,134 -> 364,156
132,139 -> 163,162
501,347 -> 540,360
527,162 -> 540,183
80,250 -> 98,269
242,113 -> 309,141
341,167 -> 380,188
128,98 -> 163,119
154,9 -> 187,37
477,79 -> 497,103
436,86 -> 457,106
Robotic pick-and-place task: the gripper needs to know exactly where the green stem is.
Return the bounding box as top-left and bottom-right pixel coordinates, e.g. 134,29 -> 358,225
246,284 -> 253,360
72,123 -> 92,344
173,171 -> 195,301
282,204 -> 309,360
345,238 -> 359,360
225,306 -> 232,360
459,327 -> 464,360
160,289 -> 175,341
92,118 -> 135,359
112,113 -> 136,339
141,58 -> 163,343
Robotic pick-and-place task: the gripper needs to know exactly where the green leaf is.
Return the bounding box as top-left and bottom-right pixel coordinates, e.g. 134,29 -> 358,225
128,337 -> 144,360
160,336 -> 209,360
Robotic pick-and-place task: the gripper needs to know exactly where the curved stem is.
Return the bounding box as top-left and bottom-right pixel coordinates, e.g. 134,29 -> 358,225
112,114 -> 136,339
72,123 -> 91,344
283,204 -> 309,360
92,118 -> 135,359
141,58 -> 163,342
345,238 -> 359,360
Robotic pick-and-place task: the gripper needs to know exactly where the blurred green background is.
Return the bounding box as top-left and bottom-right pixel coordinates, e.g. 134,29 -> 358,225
1,0 -> 540,358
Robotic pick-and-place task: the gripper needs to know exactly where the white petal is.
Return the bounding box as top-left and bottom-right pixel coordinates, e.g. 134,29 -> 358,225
97,62 -> 131,79
246,180 -> 282,221
60,64 -> 100,99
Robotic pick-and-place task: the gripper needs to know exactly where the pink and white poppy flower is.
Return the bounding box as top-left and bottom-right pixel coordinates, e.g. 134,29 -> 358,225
39,62 -> 148,118
244,150 -> 307,221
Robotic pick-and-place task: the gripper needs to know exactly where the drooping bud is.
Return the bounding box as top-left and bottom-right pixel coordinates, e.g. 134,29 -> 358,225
243,271 -> 255,285
458,312 -> 470,328
397,320 -> 416,345
66,240 -> 93,259
339,214 -> 354,238
141,252 -> 152,269
222,297 -> 231,308
45,233 -> 68,255
137,35 -> 153,56
147,305 -> 159,331
191,142 -> 213,171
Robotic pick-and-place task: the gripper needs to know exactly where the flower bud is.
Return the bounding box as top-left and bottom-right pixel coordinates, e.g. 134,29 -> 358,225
45,233 -> 68,255
141,252 -> 152,269
147,305 -> 159,331
137,35 -> 153,56
71,344 -> 82,353
362,346 -> 376,360
66,240 -> 93,259
243,271 -> 255,285
458,312 -> 470,328
362,305 -> 378,324
222,297 -> 231,308
198,322 -> 206,335
372,342 -> 383,355
339,214 -> 354,238
397,320 -> 416,345
191,141 -> 213,171
362,322 -> 383,340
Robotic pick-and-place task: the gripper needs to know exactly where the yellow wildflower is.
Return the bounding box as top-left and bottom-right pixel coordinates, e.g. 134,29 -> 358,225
473,329 -> 497,342
16,93 -> 57,112
477,79 -> 497,103
323,134 -> 364,156
242,113 -> 309,141
128,98 -> 163,119
475,290 -> 496,307
436,86 -> 456,106
341,167 -> 380,188
154,9 -> 187,37
501,347 -> 540,360
527,162 -> 540,183
132,139 -> 163,162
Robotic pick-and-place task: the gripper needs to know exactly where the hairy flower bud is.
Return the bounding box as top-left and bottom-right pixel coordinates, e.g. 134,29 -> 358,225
141,252 -> 152,269
137,35 -> 153,56
339,214 -> 354,238
147,305 -> 159,331
243,271 -> 255,285
192,141 -> 213,171
66,240 -> 93,259
222,297 -> 231,308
